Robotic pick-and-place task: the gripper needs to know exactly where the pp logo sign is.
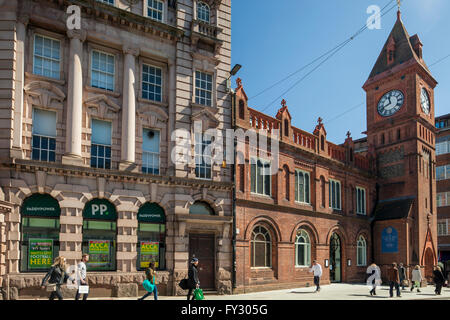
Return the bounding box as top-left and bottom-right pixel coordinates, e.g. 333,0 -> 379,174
92,204 -> 108,216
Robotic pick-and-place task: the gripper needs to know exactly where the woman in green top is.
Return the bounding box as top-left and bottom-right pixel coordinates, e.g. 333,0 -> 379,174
138,262 -> 158,300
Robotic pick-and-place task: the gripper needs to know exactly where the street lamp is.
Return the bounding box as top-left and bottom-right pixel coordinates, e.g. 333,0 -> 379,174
226,64 -> 242,92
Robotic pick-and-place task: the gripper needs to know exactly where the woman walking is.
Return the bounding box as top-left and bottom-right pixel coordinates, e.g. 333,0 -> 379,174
433,265 -> 445,295
187,258 -> 200,300
410,265 -> 422,293
138,262 -> 158,300
41,256 -> 70,300
366,262 -> 381,296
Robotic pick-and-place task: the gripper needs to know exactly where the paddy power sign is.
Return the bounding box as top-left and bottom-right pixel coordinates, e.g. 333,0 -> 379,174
28,239 -> 53,270
83,199 -> 116,220
88,240 -> 111,269
140,241 -> 159,269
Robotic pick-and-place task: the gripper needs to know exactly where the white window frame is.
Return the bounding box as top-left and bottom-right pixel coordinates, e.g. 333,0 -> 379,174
90,119 -> 112,169
250,157 -> 272,197
146,0 -> 165,22
437,192 -> 450,207
33,34 -> 61,80
142,128 -> 160,175
141,64 -> 163,102
194,70 -> 213,107
90,50 -> 115,92
329,179 -> 342,210
437,220 -> 449,236
356,186 -> 366,215
195,132 -> 212,180
436,136 -> 450,155
96,0 -> 115,5
295,229 -> 311,267
197,2 -> 210,23
356,236 -> 367,266
251,226 -> 272,269
436,165 -> 450,181
295,170 -> 310,204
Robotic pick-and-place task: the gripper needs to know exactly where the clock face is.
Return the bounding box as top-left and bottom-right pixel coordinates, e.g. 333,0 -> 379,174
420,88 -> 430,115
377,90 -> 404,117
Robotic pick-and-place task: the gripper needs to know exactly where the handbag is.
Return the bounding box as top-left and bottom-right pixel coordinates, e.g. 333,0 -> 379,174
178,279 -> 188,290
193,288 -> 204,300
143,279 -> 155,293
78,285 -> 89,294
46,283 -> 57,292
401,279 -> 409,287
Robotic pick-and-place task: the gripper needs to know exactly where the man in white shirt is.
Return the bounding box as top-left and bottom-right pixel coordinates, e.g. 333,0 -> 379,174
75,254 -> 89,300
309,260 -> 323,292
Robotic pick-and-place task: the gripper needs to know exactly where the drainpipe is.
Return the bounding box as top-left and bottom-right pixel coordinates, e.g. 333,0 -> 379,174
231,89 -> 237,291
370,183 -> 380,265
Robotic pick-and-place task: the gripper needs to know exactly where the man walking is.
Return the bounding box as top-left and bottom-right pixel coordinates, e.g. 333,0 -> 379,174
75,254 -> 89,300
387,262 -> 401,298
398,263 -> 407,290
309,260 -> 323,292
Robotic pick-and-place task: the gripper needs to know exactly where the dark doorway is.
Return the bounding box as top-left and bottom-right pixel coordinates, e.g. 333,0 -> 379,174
424,248 -> 434,281
330,233 -> 342,283
189,233 -> 215,290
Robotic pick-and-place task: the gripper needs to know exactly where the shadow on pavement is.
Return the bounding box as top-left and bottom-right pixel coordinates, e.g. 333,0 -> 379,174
289,291 -> 317,294
348,294 -> 386,299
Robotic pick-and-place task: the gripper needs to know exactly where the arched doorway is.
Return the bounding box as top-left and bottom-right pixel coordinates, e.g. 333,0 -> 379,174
424,248 -> 434,280
330,233 -> 342,283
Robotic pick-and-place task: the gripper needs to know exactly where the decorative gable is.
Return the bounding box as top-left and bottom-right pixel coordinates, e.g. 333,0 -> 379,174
84,94 -> 120,119
24,81 -> 66,110
191,108 -> 219,129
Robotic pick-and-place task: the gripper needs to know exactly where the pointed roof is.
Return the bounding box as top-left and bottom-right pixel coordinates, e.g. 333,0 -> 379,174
367,13 -> 431,80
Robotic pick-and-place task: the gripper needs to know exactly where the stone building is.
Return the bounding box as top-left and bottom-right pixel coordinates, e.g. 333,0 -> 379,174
232,11 -> 438,293
436,113 -> 450,270
0,0 -> 233,299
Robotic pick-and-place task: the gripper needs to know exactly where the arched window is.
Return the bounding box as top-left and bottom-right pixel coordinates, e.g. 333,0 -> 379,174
137,203 -> 166,270
189,201 -> 215,215
357,236 -> 367,266
320,176 -> 325,207
82,199 -> 117,271
321,135 -> 325,151
295,229 -> 311,267
251,226 -> 271,268
239,100 -> 245,119
284,165 -> 290,200
20,193 -> 61,272
284,119 -> 289,137
197,2 -> 210,23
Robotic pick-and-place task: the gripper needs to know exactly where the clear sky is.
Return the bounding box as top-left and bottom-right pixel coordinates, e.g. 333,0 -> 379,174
231,0 -> 450,144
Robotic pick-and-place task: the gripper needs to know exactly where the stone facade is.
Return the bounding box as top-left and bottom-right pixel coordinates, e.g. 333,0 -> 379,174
0,0 -> 233,298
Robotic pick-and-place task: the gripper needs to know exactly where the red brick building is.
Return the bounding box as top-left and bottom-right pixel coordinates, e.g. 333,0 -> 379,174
232,11 -> 438,293
436,113 -> 450,274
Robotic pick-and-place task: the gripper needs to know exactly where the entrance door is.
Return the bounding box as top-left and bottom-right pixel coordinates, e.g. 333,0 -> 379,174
330,233 -> 342,283
189,233 -> 215,290
424,248 -> 434,281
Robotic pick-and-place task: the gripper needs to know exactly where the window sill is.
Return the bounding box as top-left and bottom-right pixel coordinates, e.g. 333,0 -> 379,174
250,193 -> 272,199
250,267 -> 272,270
25,72 -> 66,85
191,102 -> 219,114
85,86 -> 121,98
138,98 -> 168,108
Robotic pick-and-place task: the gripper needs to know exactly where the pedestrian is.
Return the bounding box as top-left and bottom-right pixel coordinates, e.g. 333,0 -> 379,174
387,262 -> 401,298
41,256 -> 71,300
410,265 -> 422,293
187,258 -> 200,300
75,253 -> 89,300
138,262 -> 158,300
366,262 -> 381,296
309,260 -> 323,292
433,265 -> 445,295
398,263 -> 407,290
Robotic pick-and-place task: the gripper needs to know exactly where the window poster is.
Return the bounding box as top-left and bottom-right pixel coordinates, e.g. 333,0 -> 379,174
140,241 -> 159,269
88,240 -> 111,270
28,238 -> 53,270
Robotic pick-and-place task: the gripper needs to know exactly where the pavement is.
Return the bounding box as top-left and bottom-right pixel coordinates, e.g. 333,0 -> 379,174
20,283 -> 450,300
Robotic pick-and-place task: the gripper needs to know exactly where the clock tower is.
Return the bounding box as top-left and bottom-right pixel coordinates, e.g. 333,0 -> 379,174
363,10 -> 438,280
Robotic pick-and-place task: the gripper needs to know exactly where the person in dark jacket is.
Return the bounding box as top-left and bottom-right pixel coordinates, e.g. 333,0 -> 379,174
398,263 -> 407,290
187,258 -> 200,300
387,262 -> 401,298
433,265 -> 445,295
41,256 -> 71,300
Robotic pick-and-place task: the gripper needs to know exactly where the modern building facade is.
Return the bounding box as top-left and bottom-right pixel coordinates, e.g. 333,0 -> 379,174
436,113 -> 450,268
0,0 -> 233,299
232,11 -> 438,293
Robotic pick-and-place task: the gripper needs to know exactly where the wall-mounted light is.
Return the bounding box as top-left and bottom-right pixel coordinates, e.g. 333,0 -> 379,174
347,259 -> 352,266
325,259 -> 329,268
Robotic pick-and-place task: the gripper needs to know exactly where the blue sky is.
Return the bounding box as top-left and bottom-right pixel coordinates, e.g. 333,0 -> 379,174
231,0 -> 450,144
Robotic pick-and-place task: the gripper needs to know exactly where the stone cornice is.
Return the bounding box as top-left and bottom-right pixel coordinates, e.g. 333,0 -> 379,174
4,160 -> 233,191
67,29 -> 87,42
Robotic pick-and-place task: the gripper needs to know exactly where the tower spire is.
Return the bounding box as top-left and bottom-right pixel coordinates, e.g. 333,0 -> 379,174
397,0 -> 402,20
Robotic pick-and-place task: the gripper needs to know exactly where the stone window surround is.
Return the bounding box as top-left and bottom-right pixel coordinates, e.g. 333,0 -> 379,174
141,127 -> 161,173
138,57 -> 169,105
26,27 -> 66,82
143,0 -> 168,24
192,61 -> 218,109
193,0 -> 219,26
87,44 -> 120,94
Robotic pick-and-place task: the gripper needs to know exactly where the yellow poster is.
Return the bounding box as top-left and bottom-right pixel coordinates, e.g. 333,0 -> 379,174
140,241 -> 159,269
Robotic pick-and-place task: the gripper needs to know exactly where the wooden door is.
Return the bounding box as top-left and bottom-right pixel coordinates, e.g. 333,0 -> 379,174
189,233 -> 215,290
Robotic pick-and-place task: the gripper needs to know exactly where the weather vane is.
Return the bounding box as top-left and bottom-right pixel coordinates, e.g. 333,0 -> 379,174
397,0 -> 401,11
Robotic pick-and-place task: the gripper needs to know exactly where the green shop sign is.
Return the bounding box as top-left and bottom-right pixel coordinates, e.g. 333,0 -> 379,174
28,238 -> 53,270
21,194 -> 61,217
138,203 -> 165,223
83,199 -> 117,220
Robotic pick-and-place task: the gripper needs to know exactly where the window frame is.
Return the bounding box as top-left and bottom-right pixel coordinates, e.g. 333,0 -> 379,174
145,0 -> 165,23
31,108 -> 57,162
329,179 -> 342,210
436,165 -> 450,181
250,157 -> 272,197
295,229 -> 311,267
142,128 -> 161,175
90,118 -> 112,170
96,0 -> 115,4
194,132 -> 212,180
90,49 -> 116,92
251,225 -> 272,269
32,33 -> 61,80
141,63 -> 163,103
197,1 -> 211,23
356,235 -> 367,266
294,169 -> 310,204
356,186 -> 366,215
194,70 -> 214,107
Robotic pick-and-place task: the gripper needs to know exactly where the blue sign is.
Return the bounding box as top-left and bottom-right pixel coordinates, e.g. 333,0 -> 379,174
381,227 -> 398,253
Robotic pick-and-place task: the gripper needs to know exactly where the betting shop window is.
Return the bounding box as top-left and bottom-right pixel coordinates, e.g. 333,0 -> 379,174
82,199 -> 117,271
137,203 -> 166,271
20,194 -> 61,272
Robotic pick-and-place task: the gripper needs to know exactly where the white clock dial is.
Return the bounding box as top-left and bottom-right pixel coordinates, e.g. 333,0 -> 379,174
420,88 -> 430,115
377,90 -> 404,117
